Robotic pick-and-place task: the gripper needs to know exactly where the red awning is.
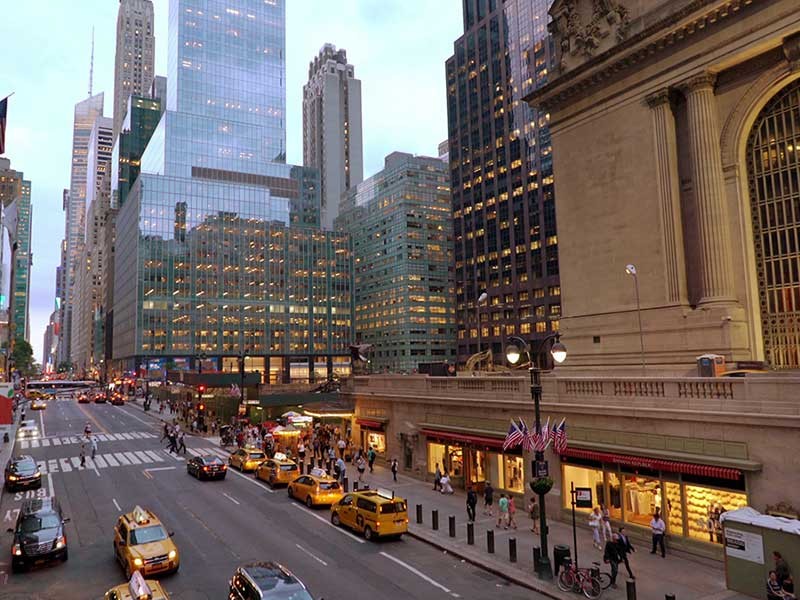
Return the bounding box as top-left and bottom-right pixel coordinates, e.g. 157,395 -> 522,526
561,448 -> 742,481
420,428 -> 505,450
356,418 -> 385,430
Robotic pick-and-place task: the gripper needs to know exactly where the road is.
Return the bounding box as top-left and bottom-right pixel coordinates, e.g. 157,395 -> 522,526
0,396 -> 541,599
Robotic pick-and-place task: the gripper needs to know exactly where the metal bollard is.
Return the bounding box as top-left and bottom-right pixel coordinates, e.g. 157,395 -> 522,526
533,546 -> 541,574
416,504 -> 423,524
467,522 -> 474,545
626,580 -> 637,600
299,461 -> 304,475
449,515 -> 456,538
342,477 -> 349,492
665,595 -> 676,600
509,537 -> 517,563
353,481 -> 358,492
432,509 -> 439,531
487,529 -> 495,554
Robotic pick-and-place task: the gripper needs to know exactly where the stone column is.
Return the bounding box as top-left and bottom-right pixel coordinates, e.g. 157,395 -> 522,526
680,73 -> 736,305
646,89 -> 688,305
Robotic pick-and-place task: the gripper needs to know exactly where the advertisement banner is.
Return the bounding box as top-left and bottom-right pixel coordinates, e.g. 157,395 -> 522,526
724,528 -> 764,564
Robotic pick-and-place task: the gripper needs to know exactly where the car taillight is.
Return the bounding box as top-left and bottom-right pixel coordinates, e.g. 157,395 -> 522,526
221,465 -> 227,470
203,466 -> 210,471
12,543 -> 21,556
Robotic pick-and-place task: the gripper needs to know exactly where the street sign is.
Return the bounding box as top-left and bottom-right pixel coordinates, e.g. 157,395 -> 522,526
574,487 -> 593,509
534,460 -> 549,478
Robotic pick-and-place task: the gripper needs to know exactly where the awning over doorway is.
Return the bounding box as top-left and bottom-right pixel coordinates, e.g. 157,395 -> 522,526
355,417 -> 387,430
561,447 -> 742,481
420,427 -> 506,450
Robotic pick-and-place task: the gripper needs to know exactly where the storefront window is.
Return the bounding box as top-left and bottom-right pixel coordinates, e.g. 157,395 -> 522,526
607,472 -> 622,520
685,485 -> 747,544
488,452 -> 503,489
366,431 -> 386,456
623,475 -> 662,527
562,464 -> 604,512
448,446 -> 464,478
504,456 -> 524,493
428,443 -> 445,474
469,450 -> 487,484
664,481 -> 683,535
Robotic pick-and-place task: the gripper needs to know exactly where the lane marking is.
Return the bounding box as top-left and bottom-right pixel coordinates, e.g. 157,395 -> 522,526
47,473 -> 54,498
117,407 -> 153,427
39,408 -> 46,437
52,437 -> 61,446
295,543 -> 328,566
31,439 -> 39,449
113,498 -> 122,512
379,552 -> 452,594
77,403 -> 109,434
227,467 -> 274,493
47,459 -> 59,474
291,504 -> 365,544
222,492 -> 241,505
41,438 -> 50,447
143,470 -> 153,480
144,467 -> 176,473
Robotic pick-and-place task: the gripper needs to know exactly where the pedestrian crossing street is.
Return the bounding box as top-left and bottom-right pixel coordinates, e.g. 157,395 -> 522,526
35,446 -> 232,475
17,431 -> 157,449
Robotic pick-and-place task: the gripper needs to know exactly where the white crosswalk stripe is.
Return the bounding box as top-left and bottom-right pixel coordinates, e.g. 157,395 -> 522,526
16,431 -> 156,450
48,459 -> 59,474
96,434 -> 109,442
19,441 -> 28,449
52,437 -> 61,446
134,451 -> 151,463
164,449 -> 184,461
187,448 -> 203,457
124,452 -> 142,465
70,457 -> 81,469
94,455 -> 108,468
104,454 -> 119,467
114,452 -> 130,465
41,439 -> 50,447
143,450 -> 164,462
59,458 -> 72,473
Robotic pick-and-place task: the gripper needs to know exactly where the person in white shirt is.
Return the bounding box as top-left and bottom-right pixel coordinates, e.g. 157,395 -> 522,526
589,506 -> 603,550
650,509 -> 666,557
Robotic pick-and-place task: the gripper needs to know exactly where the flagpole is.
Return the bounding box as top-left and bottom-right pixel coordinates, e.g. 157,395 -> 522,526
0,92 -> 15,101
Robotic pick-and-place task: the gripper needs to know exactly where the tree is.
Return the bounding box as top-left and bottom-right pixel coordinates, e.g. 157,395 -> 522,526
10,338 -> 35,377
56,361 -> 73,374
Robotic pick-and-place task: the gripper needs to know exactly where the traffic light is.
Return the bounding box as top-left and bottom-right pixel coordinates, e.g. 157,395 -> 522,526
197,403 -> 206,413
197,384 -> 206,394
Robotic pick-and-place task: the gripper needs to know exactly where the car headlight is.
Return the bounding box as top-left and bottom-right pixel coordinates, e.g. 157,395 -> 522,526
8,475 -> 18,481
133,557 -> 143,566
168,549 -> 177,559
55,535 -> 66,549
34,472 -> 41,478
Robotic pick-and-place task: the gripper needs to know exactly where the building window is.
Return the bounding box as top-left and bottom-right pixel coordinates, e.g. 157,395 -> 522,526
428,443 -> 446,474
562,464 -> 604,513
684,484 -> 746,544
623,474 -> 661,527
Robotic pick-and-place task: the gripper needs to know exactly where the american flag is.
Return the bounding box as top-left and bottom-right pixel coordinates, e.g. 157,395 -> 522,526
502,419 -> 525,451
230,383 -> 241,398
0,97 -> 7,155
553,418 -> 568,454
520,418 -> 534,452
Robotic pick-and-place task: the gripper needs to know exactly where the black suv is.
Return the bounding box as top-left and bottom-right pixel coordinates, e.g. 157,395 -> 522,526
4,455 -> 42,492
9,497 -> 69,572
229,562 -> 314,600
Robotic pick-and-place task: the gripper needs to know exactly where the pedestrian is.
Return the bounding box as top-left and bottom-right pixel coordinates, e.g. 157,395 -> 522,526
168,431 -> 178,454
161,422 -> 169,442
774,551 -> 792,587
650,509 -> 666,557
90,434 -> 98,460
178,432 -> 187,455
433,463 -> 442,491
507,495 -> 518,529
191,419 -> 197,433
440,472 -> 454,494
600,503 -> 613,543
589,506 -> 603,550
337,437 -> 346,458
356,455 -> 366,482
335,456 -> 346,483
496,493 -> 509,529
483,481 -> 494,516
79,442 -> 86,468
390,458 -> 398,482
298,441 -> 306,467
617,527 -> 635,579
367,446 -> 376,473
527,497 -> 540,533
466,486 -> 477,522
603,533 -> 623,588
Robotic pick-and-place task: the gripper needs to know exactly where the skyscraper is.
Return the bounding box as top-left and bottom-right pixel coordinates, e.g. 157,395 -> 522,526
112,0 -> 155,140
446,0 -> 559,365
336,152 -> 456,373
113,0 -> 353,381
303,44 -> 363,230
61,92 -> 104,364
0,158 -> 32,342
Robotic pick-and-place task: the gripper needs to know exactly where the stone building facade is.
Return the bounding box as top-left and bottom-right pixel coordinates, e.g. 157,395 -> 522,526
527,0 -> 800,373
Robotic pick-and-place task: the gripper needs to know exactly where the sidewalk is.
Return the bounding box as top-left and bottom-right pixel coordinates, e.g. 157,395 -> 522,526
0,416 -> 20,503
333,462 -> 746,600
126,396 -> 219,443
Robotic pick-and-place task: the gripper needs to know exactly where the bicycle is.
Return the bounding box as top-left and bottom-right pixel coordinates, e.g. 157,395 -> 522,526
557,560 -> 604,599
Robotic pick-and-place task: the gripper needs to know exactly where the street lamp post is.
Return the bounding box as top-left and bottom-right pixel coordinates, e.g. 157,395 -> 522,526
506,332 -> 567,580
238,352 -> 247,409
625,264 -> 646,375
476,291 -> 488,354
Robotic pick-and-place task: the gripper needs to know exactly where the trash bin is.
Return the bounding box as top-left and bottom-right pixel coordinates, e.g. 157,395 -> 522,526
553,545 -> 571,576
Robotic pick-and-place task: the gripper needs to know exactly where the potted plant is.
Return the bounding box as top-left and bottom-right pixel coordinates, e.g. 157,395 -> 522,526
530,477 -> 554,495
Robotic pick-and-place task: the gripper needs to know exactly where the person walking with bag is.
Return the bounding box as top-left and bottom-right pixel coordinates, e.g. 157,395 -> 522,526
604,533 -> 623,589
466,486 -> 478,523
507,495 -> 518,529
483,481 -> 494,516
589,506 -> 603,550
617,526 -> 635,579
527,497 -> 539,533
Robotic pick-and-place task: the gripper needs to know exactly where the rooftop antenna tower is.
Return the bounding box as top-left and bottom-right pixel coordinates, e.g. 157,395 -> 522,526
88,26 -> 95,96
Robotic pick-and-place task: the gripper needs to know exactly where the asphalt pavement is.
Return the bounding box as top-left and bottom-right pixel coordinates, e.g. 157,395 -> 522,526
0,396 -> 544,600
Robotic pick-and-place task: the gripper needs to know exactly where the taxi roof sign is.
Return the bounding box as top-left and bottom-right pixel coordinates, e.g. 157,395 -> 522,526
310,467 -> 327,477
129,570 -> 153,599
273,452 -> 288,461
132,506 -> 150,524
377,488 -> 395,500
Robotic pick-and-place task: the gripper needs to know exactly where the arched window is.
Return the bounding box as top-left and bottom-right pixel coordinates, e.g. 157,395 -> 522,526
746,79 -> 800,368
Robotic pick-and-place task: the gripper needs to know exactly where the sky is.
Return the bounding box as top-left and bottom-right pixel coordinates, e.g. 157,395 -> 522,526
0,1 -> 463,365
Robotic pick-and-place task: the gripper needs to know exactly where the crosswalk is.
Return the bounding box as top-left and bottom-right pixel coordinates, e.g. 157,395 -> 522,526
17,431 -> 157,449
36,446 -> 232,475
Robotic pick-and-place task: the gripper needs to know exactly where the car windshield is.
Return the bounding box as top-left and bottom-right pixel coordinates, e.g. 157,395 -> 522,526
379,501 -> 407,514
318,481 -> 339,490
129,525 -> 168,545
248,452 -> 265,460
12,459 -> 36,472
280,464 -> 297,471
20,513 -> 61,532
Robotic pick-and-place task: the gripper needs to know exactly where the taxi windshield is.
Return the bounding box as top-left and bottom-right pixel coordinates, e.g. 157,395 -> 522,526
247,452 -> 266,460
280,464 -> 297,471
318,481 -> 339,490
130,524 -> 168,545
379,501 -> 407,514
20,513 -> 60,533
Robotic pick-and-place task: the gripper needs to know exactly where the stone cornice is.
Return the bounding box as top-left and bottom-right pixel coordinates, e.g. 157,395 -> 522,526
527,0 -> 754,111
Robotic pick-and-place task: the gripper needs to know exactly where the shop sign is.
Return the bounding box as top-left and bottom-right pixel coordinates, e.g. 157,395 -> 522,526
575,487 -> 593,509
534,460 -> 549,478
724,528 -> 764,564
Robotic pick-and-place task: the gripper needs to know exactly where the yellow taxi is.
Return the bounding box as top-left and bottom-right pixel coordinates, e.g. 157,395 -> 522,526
254,452 -> 298,486
30,398 -> 47,410
105,572 -> 170,599
228,446 -> 267,472
330,488 -> 408,541
113,506 -> 180,578
287,467 -> 343,508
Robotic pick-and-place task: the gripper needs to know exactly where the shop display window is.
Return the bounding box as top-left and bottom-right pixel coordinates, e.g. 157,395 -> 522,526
562,464 -> 604,512
685,485 -> 747,544
469,450 -> 487,484
366,432 -> 385,455
488,452 -> 503,489
664,481 -> 683,535
623,475 -> 662,526
448,446 -> 464,478
428,443 -> 445,474
607,472 -> 622,520
503,456 -> 524,493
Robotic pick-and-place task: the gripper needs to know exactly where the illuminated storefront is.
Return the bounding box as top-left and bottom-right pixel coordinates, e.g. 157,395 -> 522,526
356,417 -> 387,457
561,449 -> 748,545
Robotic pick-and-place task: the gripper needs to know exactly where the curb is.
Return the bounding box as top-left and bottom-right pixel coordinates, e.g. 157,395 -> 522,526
406,527 -> 569,600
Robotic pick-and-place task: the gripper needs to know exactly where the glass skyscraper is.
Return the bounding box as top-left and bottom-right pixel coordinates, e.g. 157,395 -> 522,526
113,0 -> 353,381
